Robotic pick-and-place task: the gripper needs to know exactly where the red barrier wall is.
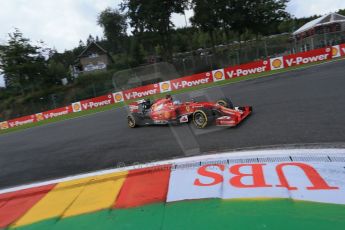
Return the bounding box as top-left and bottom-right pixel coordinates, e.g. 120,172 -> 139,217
283,47 -> 332,68
80,94 -> 114,111
224,59 -> 270,79
7,115 -> 36,128
123,84 -> 160,101
36,106 -> 73,121
170,72 -> 213,91
341,44 -> 345,56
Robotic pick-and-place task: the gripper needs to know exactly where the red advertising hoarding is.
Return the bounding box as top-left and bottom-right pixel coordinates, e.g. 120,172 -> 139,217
7,115 -> 36,128
123,84 -> 160,101
36,106 -> 73,121
170,72 -> 213,91
283,48 -> 332,68
224,60 -> 270,79
340,44 -> 345,56
80,94 -> 114,110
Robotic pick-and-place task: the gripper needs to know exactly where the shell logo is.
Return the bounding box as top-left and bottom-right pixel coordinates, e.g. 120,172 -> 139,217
272,58 -> 283,69
114,93 -> 123,102
186,105 -> 190,112
332,47 -> 339,57
113,92 -> 124,103
161,82 -> 170,91
36,113 -> 44,121
214,71 -> 224,80
164,111 -> 171,119
73,103 -> 81,112
0,122 -> 9,130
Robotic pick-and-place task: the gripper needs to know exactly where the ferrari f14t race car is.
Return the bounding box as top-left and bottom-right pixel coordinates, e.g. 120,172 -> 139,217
127,95 -> 252,129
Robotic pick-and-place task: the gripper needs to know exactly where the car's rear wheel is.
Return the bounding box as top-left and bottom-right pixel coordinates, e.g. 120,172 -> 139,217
127,114 -> 139,128
193,109 -> 213,129
216,98 -> 234,109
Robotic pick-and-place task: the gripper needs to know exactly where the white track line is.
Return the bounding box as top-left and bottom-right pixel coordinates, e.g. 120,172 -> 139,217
1,148 -> 344,195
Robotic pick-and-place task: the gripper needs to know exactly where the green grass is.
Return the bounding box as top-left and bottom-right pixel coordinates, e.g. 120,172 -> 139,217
14,199 -> 345,230
1,57 -> 344,136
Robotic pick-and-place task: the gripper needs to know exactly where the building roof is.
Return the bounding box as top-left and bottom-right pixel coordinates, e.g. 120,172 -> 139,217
293,13 -> 345,35
78,42 -> 108,58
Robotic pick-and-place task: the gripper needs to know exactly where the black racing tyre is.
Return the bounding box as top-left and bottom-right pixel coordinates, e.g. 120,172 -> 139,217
193,108 -> 214,129
216,98 -> 234,109
127,114 -> 140,128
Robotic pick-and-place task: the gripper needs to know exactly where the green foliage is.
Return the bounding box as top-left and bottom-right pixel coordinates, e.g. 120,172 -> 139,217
190,0 -> 220,33
191,0 -> 289,43
337,9 -> 345,16
246,0 -> 290,36
121,0 -> 189,60
128,37 -> 146,66
190,0 -> 220,49
46,60 -> 69,85
0,29 -> 49,94
97,8 -> 127,52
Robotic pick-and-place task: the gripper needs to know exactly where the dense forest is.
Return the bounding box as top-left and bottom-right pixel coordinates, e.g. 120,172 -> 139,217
0,0 -> 344,120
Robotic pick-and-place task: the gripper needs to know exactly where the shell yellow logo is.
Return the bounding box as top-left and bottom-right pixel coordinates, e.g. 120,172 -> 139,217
186,105 -> 190,112
73,103 -> 81,111
164,111 -> 171,119
272,58 -> 282,68
332,47 -> 339,57
214,71 -> 223,80
0,122 -> 9,130
114,93 -> 123,102
161,82 -> 170,91
36,113 -> 44,121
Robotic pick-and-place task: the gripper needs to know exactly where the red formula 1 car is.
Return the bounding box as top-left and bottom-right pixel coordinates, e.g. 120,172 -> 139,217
127,95 -> 252,129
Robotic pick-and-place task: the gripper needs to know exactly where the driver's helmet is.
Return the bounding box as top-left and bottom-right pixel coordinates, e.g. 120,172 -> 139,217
165,94 -> 173,101
143,99 -> 151,109
173,100 -> 181,105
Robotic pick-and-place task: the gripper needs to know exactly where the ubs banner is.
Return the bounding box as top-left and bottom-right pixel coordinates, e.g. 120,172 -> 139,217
168,154 -> 345,205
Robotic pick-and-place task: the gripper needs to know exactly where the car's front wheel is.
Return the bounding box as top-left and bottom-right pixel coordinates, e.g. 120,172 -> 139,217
193,109 -> 213,129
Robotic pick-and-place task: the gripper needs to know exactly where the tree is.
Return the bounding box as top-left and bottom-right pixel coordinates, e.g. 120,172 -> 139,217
86,34 -> 95,45
218,0 -> 249,40
337,9 -> 345,16
46,60 -> 69,85
121,0 -> 188,61
190,0 -> 221,50
128,37 -> 146,66
79,39 -> 85,47
191,0 -> 253,49
0,29 -> 49,94
245,0 -> 290,37
97,8 -> 127,52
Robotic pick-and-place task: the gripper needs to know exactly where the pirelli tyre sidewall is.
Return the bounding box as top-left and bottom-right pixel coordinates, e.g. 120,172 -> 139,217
127,114 -> 139,128
193,108 -> 213,129
216,98 -> 234,109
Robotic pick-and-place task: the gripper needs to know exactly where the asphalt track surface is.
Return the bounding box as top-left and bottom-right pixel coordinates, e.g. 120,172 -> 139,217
1,59 -> 345,189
